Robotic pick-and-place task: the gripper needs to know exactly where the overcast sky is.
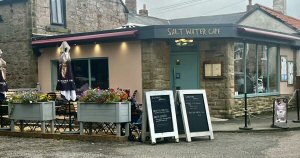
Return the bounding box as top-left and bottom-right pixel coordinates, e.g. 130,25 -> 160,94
131,0 -> 300,20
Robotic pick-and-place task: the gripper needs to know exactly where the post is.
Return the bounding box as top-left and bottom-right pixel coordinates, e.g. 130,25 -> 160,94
293,89 -> 300,123
239,93 -> 252,130
68,101 -> 72,131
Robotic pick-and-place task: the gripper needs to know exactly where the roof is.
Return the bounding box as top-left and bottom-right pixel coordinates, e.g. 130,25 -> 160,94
256,4 -> 300,32
127,13 -> 169,26
169,12 -> 247,25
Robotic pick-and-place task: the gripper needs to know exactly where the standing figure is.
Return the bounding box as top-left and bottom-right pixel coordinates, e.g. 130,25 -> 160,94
0,49 -> 8,95
56,41 -> 76,101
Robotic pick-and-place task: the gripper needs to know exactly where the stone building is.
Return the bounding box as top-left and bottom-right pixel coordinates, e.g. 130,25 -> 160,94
32,0 -> 300,118
0,0 -> 128,88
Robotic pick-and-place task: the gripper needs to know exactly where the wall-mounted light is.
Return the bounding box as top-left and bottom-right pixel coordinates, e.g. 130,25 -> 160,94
94,44 -> 101,54
175,38 -> 194,46
120,42 -> 128,53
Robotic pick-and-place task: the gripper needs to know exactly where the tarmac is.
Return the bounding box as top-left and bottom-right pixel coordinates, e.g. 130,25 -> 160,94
211,108 -> 300,132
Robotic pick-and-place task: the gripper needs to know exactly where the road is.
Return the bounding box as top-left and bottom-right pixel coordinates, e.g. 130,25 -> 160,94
0,131 -> 299,158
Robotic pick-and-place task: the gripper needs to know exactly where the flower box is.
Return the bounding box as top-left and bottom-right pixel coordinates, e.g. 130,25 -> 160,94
77,102 -> 131,136
8,101 -> 56,133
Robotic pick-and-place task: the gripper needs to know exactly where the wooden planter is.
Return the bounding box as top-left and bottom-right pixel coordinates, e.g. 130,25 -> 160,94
8,102 -> 56,133
77,102 -> 131,136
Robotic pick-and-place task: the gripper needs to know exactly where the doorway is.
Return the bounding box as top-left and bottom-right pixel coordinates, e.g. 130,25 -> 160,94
170,52 -> 200,91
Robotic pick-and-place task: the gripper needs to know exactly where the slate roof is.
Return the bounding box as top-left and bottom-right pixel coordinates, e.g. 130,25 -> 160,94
169,12 -> 247,25
127,13 -> 169,26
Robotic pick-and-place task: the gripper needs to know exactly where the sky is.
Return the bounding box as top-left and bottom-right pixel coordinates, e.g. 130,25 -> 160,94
130,0 -> 300,20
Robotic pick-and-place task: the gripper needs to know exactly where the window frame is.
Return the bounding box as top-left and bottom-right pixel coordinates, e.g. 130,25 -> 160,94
234,41 -> 280,98
50,0 -> 66,26
51,57 -> 109,91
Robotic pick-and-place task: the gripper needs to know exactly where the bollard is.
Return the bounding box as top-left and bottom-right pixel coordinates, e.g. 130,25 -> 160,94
239,93 -> 253,130
293,89 -> 300,123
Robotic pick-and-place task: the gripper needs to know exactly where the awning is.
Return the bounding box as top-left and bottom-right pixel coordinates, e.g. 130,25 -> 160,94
238,27 -> 300,41
32,30 -> 138,45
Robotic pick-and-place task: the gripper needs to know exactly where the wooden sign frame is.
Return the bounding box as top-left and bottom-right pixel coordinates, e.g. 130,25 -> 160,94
142,90 -> 179,144
176,90 -> 214,142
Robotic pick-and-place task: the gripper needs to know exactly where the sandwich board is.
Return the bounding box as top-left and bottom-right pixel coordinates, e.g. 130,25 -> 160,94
142,90 -> 179,144
176,90 -> 214,142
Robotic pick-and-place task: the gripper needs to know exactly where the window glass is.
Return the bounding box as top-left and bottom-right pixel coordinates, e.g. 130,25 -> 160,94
257,45 -> 268,93
72,60 -> 89,91
234,42 -> 279,96
91,59 -> 109,89
53,59 -> 109,93
234,42 -> 245,94
269,46 -> 278,93
51,0 -> 64,25
245,43 -> 256,94
51,0 -> 58,24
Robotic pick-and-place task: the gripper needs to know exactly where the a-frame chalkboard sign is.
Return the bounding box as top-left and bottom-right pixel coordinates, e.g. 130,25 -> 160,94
142,90 -> 179,144
176,90 -> 214,142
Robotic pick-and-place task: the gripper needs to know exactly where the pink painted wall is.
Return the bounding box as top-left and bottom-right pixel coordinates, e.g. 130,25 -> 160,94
38,41 -> 143,103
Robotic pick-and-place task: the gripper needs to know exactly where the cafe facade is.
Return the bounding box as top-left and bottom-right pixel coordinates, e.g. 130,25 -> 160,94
32,5 -> 300,118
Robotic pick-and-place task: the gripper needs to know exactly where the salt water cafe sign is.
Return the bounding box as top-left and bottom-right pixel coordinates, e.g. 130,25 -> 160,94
167,28 -> 221,36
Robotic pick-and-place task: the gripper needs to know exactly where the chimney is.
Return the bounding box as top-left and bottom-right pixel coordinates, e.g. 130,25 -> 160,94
247,0 -> 253,11
125,0 -> 137,14
273,0 -> 286,14
139,4 -> 148,16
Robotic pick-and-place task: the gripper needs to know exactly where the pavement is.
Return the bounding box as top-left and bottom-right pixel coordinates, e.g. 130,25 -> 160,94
212,108 -> 300,132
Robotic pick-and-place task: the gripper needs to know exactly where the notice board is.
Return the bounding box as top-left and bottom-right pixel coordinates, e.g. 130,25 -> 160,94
142,90 -> 179,144
176,90 -> 214,142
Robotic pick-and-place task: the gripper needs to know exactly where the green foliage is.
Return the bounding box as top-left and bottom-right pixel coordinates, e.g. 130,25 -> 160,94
79,88 -> 129,104
9,91 -> 49,104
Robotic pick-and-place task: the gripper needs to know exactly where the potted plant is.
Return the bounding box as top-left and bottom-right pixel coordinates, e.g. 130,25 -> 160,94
77,88 -> 131,136
8,91 -> 56,133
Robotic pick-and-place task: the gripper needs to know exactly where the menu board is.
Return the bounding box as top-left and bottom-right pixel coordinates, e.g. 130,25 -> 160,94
273,98 -> 288,128
150,95 -> 173,133
176,90 -> 214,142
183,94 -> 209,132
142,91 -> 179,144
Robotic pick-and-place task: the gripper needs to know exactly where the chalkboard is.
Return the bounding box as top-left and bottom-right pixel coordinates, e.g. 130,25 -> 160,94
176,90 -> 214,142
142,90 -> 179,144
150,95 -> 174,133
184,94 -> 209,132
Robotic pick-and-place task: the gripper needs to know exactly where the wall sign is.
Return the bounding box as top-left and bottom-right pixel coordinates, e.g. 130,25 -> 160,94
203,62 -> 223,79
287,61 -> 294,85
142,90 -> 179,144
280,56 -> 287,81
176,90 -> 214,142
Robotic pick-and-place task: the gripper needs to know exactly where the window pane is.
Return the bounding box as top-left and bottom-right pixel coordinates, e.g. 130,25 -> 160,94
234,42 -> 245,94
51,0 -> 58,23
91,59 -> 109,89
257,45 -> 268,93
269,46 -> 278,93
71,60 -> 89,92
245,43 -> 256,94
56,0 -> 63,24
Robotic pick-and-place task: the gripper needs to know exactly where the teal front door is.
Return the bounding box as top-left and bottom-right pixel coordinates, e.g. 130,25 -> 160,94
170,52 -> 199,91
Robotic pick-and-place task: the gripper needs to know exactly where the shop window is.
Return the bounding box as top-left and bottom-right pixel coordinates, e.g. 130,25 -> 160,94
53,58 -> 109,93
234,42 -> 279,96
50,0 -> 66,26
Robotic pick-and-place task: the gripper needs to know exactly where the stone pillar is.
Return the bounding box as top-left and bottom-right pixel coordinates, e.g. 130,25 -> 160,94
200,40 -> 235,118
142,40 -> 170,92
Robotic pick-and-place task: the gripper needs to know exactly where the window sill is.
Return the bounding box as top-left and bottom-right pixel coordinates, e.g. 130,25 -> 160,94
234,92 -> 280,99
46,25 -> 70,33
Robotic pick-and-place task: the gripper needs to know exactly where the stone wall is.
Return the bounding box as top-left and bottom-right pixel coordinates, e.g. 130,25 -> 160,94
0,1 -> 38,88
32,0 -> 127,35
142,40 -> 170,92
233,94 -> 293,117
200,40 -> 235,118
